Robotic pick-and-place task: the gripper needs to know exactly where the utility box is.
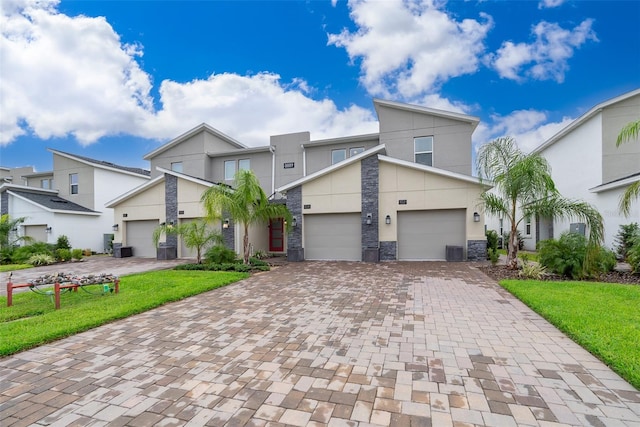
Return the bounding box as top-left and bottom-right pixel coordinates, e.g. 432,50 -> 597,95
446,245 -> 463,262
570,223 -> 586,236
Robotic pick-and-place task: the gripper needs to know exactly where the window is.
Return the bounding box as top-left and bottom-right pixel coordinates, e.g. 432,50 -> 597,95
239,159 -> 250,171
41,179 -> 50,189
171,162 -> 183,173
224,160 -> 235,181
331,149 -> 346,165
525,216 -> 531,236
69,173 -> 78,195
350,147 -> 365,157
499,218 -> 503,236
414,136 -> 433,166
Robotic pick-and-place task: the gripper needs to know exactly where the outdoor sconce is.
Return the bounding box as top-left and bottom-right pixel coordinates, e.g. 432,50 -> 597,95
112,224 -> 119,231
45,226 -> 52,233
366,213 -> 372,225
473,212 -> 480,222
168,220 -> 174,226
292,216 -> 297,227
223,218 -> 230,229
385,215 -> 391,225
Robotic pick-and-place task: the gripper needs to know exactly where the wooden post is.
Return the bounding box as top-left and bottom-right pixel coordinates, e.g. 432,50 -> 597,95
114,278 -> 120,294
54,281 -> 61,310
7,280 -> 13,307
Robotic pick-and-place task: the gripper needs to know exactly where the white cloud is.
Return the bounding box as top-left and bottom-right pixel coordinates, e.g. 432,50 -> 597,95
328,0 -> 492,98
538,0 -> 565,9
488,19 -> 597,83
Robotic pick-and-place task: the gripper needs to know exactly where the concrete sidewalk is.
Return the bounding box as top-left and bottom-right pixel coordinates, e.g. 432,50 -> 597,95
1,261 -> 638,426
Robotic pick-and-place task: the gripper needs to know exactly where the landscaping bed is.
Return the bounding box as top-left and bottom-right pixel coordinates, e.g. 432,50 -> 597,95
478,264 -> 640,285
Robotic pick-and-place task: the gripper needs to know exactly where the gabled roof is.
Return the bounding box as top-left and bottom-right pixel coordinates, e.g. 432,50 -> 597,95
48,149 -> 150,178
8,189 -> 99,215
143,123 -> 247,160
276,145 -> 387,193
533,88 -> 640,154
105,167 -> 222,208
378,155 -> 492,187
373,99 -> 480,131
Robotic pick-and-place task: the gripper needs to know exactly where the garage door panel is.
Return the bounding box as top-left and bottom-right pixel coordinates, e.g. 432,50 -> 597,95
305,213 -> 361,261
398,210 -> 465,260
126,220 -> 158,258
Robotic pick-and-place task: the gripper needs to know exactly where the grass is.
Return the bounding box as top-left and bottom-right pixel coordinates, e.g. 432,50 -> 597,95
0,264 -> 32,273
0,270 -> 248,357
500,279 -> 640,390
497,249 -> 539,262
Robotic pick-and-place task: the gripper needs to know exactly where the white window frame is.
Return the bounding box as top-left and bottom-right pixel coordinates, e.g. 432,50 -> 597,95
525,216 -> 532,236
349,147 -> 364,157
41,178 -> 50,189
224,160 -> 236,181
239,159 -> 251,171
69,173 -> 78,195
171,162 -> 183,173
414,136 -> 433,166
331,149 -> 346,165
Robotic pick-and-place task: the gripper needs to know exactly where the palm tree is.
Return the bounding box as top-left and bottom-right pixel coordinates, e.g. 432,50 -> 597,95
0,214 -> 33,249
153,219 -> 222,264
201,169 -> 292,264
477,136 -> 604,270
616,119 -> 640,217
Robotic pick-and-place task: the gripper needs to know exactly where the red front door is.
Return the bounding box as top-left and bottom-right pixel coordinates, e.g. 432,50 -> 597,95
269,218 -> 284,252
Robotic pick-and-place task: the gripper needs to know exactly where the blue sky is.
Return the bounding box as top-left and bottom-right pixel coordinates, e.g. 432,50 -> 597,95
1,0 -> 639,173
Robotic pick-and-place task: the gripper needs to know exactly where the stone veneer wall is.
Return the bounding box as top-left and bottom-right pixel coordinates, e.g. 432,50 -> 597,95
222,218 -> 234,250
361,156 -> 379,262
162,174 -> 178,259
467,240 -> 487,261
286,186 -> 304,261
1,192 -> 7,216
379,241 -> 397,261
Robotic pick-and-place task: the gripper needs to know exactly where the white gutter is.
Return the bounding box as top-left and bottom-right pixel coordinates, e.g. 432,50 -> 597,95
270,145 -> 276,197
302,144 -> 307,176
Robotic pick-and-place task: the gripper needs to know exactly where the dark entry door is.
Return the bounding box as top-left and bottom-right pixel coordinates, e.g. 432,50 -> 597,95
269,218 -> 284,252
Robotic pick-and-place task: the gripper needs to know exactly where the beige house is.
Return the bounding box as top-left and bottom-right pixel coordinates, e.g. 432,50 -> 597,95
107,99 -> 489,261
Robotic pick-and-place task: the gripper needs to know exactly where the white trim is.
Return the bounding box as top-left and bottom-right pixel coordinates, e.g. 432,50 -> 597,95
373,98 -> 480,130
7,190 -> 101,216
0,183 -> 58,195
302,133 -> 380,148
277,145 -> 387,193
207,146 -> 271,158
378,155 -> 493,187
590,174 -> 640,193
533,88 -> 640,154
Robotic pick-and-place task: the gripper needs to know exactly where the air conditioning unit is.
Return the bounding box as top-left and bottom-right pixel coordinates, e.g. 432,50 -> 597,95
446,245 -> 463,262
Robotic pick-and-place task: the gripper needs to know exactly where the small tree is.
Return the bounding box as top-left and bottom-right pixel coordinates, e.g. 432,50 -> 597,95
0,214 -> 33,249
616,119 -> 640,217
153,219 -> 222,264
201,169 -> 292,264
477,136 -> 604,271
613,223 -> 639,261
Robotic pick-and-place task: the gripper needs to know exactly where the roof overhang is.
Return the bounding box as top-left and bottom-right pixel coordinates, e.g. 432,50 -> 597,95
302,133 -> 380,148
590,173 -> 640,193
7,190 -> 101,215
48,148 -> 150,179
373,98 -> 480,131
207,146 -> 272,158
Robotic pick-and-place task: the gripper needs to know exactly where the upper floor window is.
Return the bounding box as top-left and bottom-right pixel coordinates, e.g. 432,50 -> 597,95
41,178 -> 51,189
350,147 -> 365,157
171,162 -> 183,173
332,149 -> 346,165
414,136 -> 433,166
69,173 -> 78,194
224,160 -> 236,181
525,216 -> 532,236
239,159 -> 251,171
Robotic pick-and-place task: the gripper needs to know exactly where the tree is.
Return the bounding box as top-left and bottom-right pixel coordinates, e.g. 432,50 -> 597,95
477,136 -> 604,271
0,214 -> 33,249
616,119 -> 640,217
201,169 -> 292,264
153,219 -> 222,264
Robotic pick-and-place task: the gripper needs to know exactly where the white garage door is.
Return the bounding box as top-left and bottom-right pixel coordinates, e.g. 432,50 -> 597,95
398,209 -> 466,260
24,225 -> 47,243
304,213 -> 361,261
126,220 -> 158,258
179,218 -> 197,259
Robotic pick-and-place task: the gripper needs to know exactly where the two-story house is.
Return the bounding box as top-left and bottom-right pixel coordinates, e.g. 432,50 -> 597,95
107,98 -> 490,261
0,149 -> 150,253
486,88 -> 640,251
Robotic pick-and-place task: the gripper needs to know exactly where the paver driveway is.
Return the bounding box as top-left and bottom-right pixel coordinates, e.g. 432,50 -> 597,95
1,262 -> 638,426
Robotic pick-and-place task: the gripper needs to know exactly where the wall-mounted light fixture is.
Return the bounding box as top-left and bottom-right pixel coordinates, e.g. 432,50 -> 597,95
160,222 -> 166,226
45,226 -> 52,233
168,220 -> 174,226
385,215 -> 391,225
366,213 -> 372,225
223,218 -> 230,229
112,224 -> 119,231
473,212 -> 480,222
292,216 -> 297,227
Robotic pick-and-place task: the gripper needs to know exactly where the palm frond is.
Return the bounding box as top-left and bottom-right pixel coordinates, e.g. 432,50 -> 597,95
619,181 -> 640,217
616,119 -> 640,147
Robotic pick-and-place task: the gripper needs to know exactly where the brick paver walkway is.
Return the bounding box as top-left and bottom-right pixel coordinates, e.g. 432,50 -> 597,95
1,262 -> 638,426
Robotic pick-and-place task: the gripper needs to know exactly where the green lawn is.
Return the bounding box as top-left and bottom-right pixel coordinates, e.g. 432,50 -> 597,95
0,270 -> 248,356
501,279 -> 640,390
0,264 -> 32,273
498,249 -> 539,262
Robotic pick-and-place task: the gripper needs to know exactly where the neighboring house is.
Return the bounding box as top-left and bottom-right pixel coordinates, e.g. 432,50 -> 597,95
0,149 -> 150,253
486,88 -> 640,251
108,98 -> 490,261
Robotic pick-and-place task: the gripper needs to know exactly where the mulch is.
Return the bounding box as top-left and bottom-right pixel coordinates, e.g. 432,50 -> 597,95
478,264 -> 640,285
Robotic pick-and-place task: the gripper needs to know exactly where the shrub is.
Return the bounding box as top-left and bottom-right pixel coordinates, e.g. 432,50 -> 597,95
614,223 -> 639,261
55,248 -> 72,262
597,247 -> 617,273
488,248 -> 500,266
56,235 -> 71,250
10,243 -> 55,264
249,257 -> 269,267
27,254 -> 55,266
204,245 -> 238,264
253,250 -> 268,260
519,261 -> 547,280
83,248 -> 92,257
628,234 -> 640,273
71,249 -> 83,261
539,233 -> 588,279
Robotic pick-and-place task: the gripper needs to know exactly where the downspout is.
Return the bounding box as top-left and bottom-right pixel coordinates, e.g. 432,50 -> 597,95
302,144 -> 307,177
270,145 -> 276,198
